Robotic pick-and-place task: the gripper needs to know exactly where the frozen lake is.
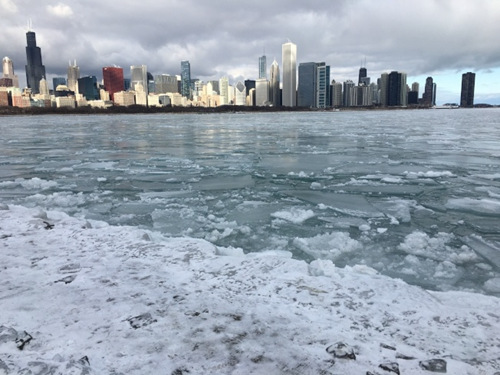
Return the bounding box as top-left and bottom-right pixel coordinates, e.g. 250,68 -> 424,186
1,108 -> 500,294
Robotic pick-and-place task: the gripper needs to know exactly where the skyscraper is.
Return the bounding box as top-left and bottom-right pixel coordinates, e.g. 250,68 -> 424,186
67,61 -> 80,93
259,55 -> 267,79
102,67 -> 124,101
269,58 -> 280,107
297,62 -> 329,108
422,77 -> 435,106
3,57 -> 19,87
77,76 -> 99,101
219,76 -> 229,105
387,71 -> 407,107
130,65 -> 148,94
181,60 -> 191,99
52,77 -> 66,91
25,30 -> 46,94
358,67 -> 367,85
460,72 -> 475,107
282,41 -> 297,107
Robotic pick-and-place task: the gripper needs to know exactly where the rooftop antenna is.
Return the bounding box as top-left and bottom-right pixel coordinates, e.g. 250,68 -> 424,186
27,18 -> 32,31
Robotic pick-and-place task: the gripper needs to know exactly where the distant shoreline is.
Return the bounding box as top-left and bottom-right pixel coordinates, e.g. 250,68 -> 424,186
0,104 -> 496,116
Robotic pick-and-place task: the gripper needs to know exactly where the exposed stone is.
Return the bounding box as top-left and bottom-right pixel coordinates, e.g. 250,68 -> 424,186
419,359 -> 447,373
127,313 -> 157,329
15,330 -> 33,350
380,343 -> 396,351
326,342 -> 356,360
379,361 -> 400,374
396,352 -> 416,360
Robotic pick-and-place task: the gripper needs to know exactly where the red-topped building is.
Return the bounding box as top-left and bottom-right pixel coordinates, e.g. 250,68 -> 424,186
102,67 -> 124,102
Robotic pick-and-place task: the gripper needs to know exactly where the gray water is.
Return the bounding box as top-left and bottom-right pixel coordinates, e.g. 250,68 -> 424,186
1,109 -> 500,294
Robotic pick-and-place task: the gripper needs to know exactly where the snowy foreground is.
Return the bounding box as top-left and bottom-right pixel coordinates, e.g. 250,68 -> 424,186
1,205 -> 499,375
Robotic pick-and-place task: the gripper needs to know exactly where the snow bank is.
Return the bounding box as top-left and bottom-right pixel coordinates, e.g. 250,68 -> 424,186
1,204 -> 499,374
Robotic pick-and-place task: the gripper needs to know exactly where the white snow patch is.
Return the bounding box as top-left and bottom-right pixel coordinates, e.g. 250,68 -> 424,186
0,204 -> 499,374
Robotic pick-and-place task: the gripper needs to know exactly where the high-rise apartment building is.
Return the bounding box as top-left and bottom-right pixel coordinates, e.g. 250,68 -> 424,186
387,71 -> 407,107
270,59 -> 280,107
130,65 -> 148,94
25,30 -> 46,94
460,72 -> 475,107
422,77 -> 435,106
259,55 -> 267,79
154,74 -> 178,94
343,80 -> 355,107
255,78 -> 269,106
102,67 -> 124,101
331,80 -> 343,107
234,81 -> 246,106
181,60 -> 191,99
2,57 -> 19,87
219,76 -> 229,105
282,41 -> 297,107
297,62 -> 329,108
67,61 -> 80,93
77,76 -> 99,101
52,77 -> 66,91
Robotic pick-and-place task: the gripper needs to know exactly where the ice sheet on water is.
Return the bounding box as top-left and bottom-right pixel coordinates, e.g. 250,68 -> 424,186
446,197 -> 500,215
192,175 -> 254,191
283,190 -> 384,218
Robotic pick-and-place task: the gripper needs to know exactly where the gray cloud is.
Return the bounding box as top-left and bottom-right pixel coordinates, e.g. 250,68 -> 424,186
1,0 -> 499,102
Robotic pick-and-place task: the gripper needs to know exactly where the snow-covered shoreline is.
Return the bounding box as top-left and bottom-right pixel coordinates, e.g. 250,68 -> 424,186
1,204 -> 499,374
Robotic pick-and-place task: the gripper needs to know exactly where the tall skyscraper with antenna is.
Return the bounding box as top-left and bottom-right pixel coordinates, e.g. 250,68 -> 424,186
282,41 -> 297,107
25,25 -> 46,94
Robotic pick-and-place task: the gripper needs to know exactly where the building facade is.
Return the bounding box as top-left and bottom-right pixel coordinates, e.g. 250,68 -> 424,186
130,65 -> 148,94
77,76 -> 99,101
282,41 -> 297,107
25,31 -> 46,94
269,59 -> 280,107
460,72 -> 475,107
102,67 -> 124,101
259,55 -> 267,79
422,76 -> 435,106
181,60 -> 191,99
67,61 -> 80,93
2,57 -> 19,87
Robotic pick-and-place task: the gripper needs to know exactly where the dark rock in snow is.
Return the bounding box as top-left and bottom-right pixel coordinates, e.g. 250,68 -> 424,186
127,313 -> 157,329
15,330 -> 33,350
396,352 -> 416,360
325,342 -> 356,360
55,275 -> 77,284
419,359 -> 447,372
380,343 -> 396,351
379,361 -> 400,374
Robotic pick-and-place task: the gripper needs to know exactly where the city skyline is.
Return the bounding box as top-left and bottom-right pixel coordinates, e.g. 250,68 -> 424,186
1,0 -> 500,104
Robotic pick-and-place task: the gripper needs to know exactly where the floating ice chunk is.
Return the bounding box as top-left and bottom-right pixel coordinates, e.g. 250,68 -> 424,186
293,232 -> 361,260
446,197 -> 500,215
398,231 -> 454,260
310,182 -> 322,190
0,177 -> 57,190
372,198 -> 415,223
284,190 -> 383,218
377,228 -> 388,234
271,207 -> 315,224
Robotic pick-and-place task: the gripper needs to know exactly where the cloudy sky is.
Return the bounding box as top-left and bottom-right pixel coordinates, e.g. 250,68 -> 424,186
2,0 -> 500,104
